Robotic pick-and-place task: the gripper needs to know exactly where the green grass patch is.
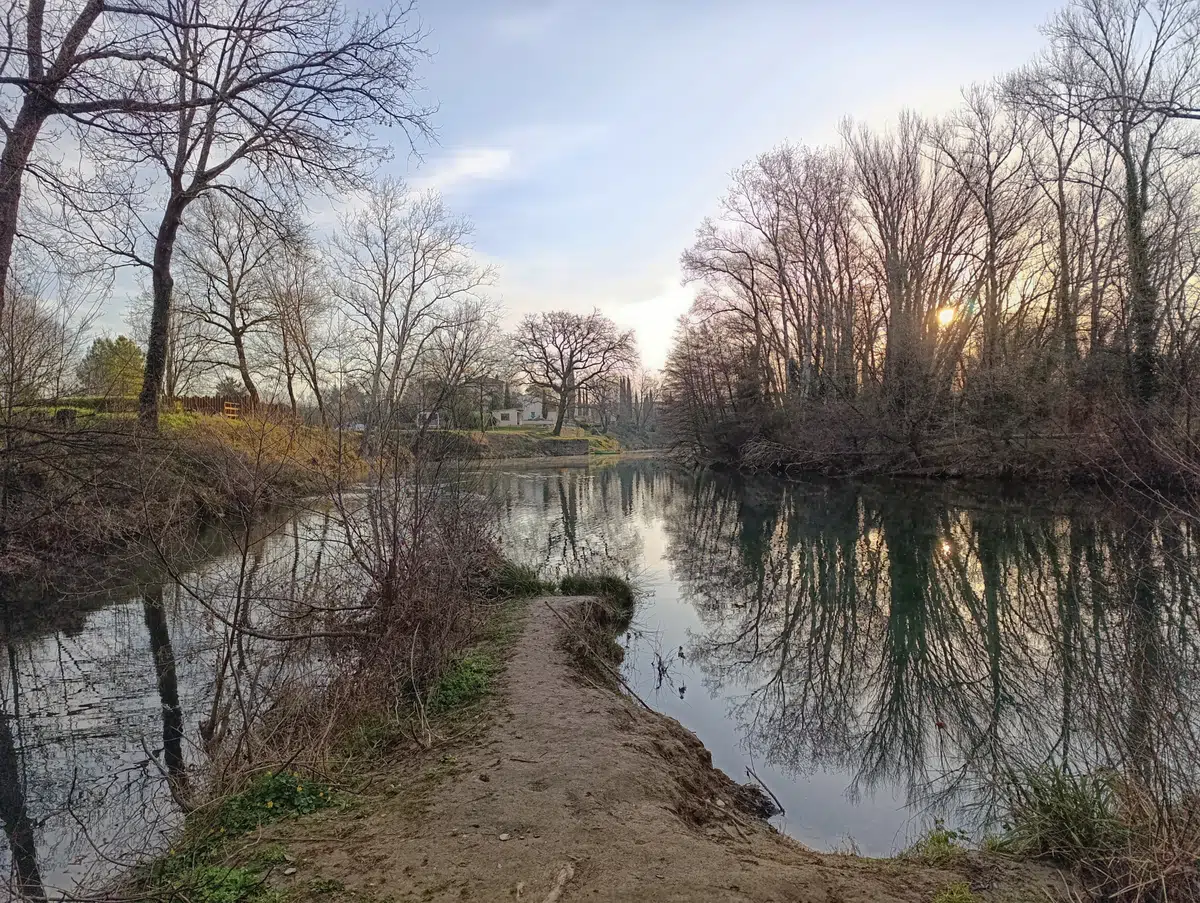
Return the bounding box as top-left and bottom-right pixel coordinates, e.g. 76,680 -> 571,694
902,819 -> 970,865
160,865 -> 281,903
485,560 -> 555,598
931,882 -> 981,903
133,772 -> 333,901
559,573 -> 637,631
159,411 -> 202,433
585,434 -> 621,453
426,651 -> 499,714
424,598 -> 527,715
559,573 -> 635,605
208,770 -> 334,837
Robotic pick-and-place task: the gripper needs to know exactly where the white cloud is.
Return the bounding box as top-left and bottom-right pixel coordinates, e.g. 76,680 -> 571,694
490,261 -> 694,372
411,147 -> 514,194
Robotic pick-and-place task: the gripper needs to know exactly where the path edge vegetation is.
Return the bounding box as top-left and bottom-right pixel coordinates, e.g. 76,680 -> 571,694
119,564 -> 1139,903
114,567 -> 626,903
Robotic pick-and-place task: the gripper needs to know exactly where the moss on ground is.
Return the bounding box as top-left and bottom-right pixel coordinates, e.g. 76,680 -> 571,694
426,651 -> 499,713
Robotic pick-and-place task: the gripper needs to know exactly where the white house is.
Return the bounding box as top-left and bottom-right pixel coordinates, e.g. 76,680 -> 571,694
490,396 -> 557,427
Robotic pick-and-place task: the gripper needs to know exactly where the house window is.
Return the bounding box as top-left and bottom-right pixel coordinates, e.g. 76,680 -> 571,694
500,412 -> 510,422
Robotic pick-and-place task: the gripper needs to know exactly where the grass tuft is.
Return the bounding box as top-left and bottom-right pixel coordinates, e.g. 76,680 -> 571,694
1000,767 -> 1128,863
902,819 -> 970,866
558,573 -> 636,627
931,882 -> 981,903
999,766 -> 1200,902
485,560 -> 555,598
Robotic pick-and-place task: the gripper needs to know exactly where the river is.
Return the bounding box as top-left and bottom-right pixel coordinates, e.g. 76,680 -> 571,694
1,459 -> 1197,898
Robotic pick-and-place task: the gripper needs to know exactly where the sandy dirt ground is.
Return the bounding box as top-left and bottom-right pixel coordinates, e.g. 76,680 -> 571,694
268,599 -> 1067,903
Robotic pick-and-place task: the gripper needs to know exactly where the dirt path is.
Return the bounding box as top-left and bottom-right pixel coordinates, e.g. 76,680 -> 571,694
277,600 -> 1061,903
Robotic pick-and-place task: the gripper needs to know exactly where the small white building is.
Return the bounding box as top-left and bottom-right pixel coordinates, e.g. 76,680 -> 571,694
490,396 -> 557,427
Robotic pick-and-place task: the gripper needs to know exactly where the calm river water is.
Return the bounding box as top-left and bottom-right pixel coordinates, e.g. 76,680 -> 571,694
1,459 -> 1197,898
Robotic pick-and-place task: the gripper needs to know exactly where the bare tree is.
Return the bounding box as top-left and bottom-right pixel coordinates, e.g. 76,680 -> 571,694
1039,0 -> 1200,407
175,194 -> 287,405
263,233 -> 335,421
333,178 -> 492,448
422,297 -> 502,428
0,1 -> 181,326
0,256 -> 93,410
934,85 -> 1040,371
843,112 -> 975,436
85,0 -> 434,429
513,309 -> 638,436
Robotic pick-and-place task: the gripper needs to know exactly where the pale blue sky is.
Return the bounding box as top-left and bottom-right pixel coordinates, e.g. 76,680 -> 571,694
385,0 -> 1064,368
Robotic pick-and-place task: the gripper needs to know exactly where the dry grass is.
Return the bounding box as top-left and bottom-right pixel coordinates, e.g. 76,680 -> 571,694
1001,768 -> 1200,902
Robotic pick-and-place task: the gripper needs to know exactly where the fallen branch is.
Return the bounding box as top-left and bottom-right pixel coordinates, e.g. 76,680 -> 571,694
745,765 -> 786,816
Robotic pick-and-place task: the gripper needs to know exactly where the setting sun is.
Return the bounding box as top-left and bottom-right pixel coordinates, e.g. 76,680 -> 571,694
937,307 -> 956,327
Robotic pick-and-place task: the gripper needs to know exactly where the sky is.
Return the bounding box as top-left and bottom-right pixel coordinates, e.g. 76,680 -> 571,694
372,0 -> 1066,370
97,0 -> 1067,370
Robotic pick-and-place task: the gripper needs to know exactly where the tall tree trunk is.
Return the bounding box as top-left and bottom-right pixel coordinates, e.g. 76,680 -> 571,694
140,197 -> 190,429
311,381 -> 325,426
233,331 -> 260,406
1124,147 -> 1158,409
279,322 -> 297,415
0,109 -> 42,325
1056,178 -> 1079,365
552,389 -> 569,435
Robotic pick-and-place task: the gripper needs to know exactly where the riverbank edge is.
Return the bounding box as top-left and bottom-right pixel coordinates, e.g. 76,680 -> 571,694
676,437 -> 1200,494
0,418 -> 360,627
122,592 -> 1073,903
469,447 -> 666,468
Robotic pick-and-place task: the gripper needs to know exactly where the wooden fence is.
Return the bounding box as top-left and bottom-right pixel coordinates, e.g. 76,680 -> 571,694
173,395 -> 295,419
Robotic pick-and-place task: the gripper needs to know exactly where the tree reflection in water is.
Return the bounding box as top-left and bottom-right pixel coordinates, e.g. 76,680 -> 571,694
663,471 -> 1200,834
492,462 -> 1200,843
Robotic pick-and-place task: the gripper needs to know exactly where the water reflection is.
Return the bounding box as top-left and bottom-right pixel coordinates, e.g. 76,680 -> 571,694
0,504 -> 349,899
5,461 -> 1199,894
492,463 -> 1200,852
0,645 -> 45,902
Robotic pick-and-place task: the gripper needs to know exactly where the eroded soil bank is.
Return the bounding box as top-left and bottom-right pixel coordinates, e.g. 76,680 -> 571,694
249,599 -> 1069,903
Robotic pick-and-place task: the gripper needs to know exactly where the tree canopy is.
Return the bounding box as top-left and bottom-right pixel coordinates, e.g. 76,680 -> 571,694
76,336 -> 145,398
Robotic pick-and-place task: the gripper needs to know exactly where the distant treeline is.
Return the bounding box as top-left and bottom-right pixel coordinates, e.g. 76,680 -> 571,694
663,0 -> 1200,485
